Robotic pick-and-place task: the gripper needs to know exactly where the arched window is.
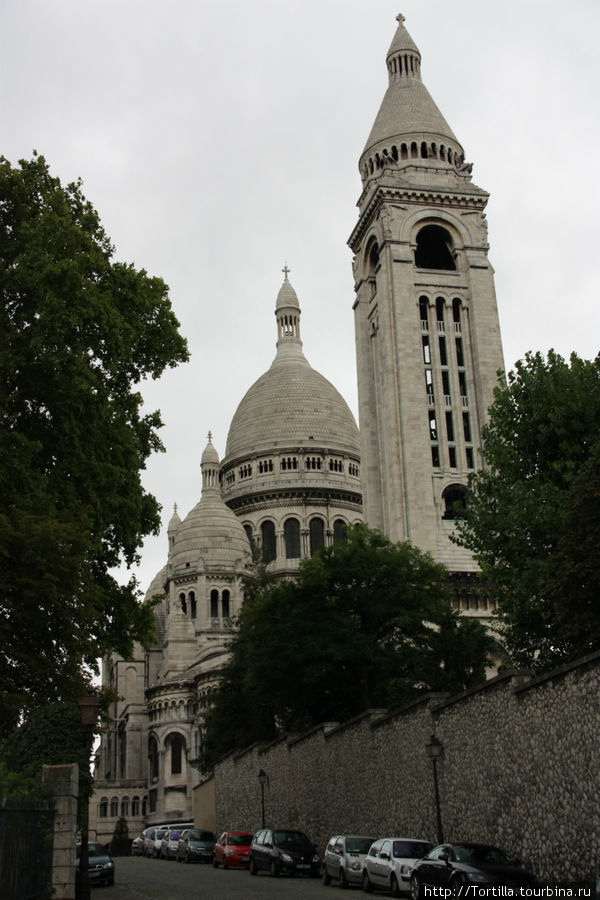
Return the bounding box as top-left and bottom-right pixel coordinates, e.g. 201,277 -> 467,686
142,796 -> 147,817
131,796 -> 140,817
309,518 -> 325,556
99,797 -> 108,818
210,589 -> 219,618
415,225 -> 456,270
189,591 -> 196,619
179,592 -> 187,615
148,736 -> 159,781
333,519 -> 347,543
121,797 -> 129,817
284,518 -> 301,559
244,524 -> 254,547
170,734 -> 184,775
222,589 -> 230,618
110,797 -> 119,817
261,520 -> 276,562
442,484 -> 468,520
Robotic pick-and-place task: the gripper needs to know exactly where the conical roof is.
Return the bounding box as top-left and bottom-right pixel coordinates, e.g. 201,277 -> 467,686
361,14 -> 461,161
225,274 -> 359,460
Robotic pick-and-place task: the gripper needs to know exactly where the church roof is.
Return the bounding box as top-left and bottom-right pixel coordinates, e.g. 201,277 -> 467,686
169,438 -> 250,571
224,273 -> 359,461
361,14 -> 461,161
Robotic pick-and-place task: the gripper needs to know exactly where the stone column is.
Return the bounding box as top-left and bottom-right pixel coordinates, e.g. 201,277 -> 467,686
42,763 -> 79,900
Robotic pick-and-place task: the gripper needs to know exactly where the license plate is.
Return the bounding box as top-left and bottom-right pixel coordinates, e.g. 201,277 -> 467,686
297,864 -> 309,869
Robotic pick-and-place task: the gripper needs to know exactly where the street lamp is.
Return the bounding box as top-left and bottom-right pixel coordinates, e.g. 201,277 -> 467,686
77,694 -> 101,900
425,734 -> 444,844
258,769 -> 267,829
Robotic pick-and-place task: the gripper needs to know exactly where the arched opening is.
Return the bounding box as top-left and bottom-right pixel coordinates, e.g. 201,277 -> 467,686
110,797 -> 118,818
415,225 -> 456,270
99,797 -> 108,818
131,796 -> 140,817
121,797 -> 129,817
189,591 -> 196,619
442,484 -> 468,520
333,519 -> 348,543
309,518 -> 325,556
244,523 -> 254,547
179,592 -> 187,615
284,518 -> 301,559
210,589 -> 219,618
148,736 -> 159,781
169,734 -> 185,775
261,520 -> 276,562
222,589 -> 230,618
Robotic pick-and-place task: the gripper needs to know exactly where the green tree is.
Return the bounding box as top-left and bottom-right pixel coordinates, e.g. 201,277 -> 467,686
203,525 -> 494,769
454,350 -> 600,670
110,817 -> 130,856
0,154 -> 188,734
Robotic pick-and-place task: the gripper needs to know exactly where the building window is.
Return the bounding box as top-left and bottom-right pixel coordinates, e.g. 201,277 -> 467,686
189,591 -> 196,619
284,518 -> 301,559
149,737 -> 159,781
99,797 -> 108,818
415,225 -> 456,270
142,796 -> 147,816
309,518 -> 325,556
179,592 -> 186,615
210,589 -> 219,618
121,797 -> 129,817
333,519 -> 347,542
261,520 -> 276,562
110,797 -> 118,818
222,589 -> 230,618
442,484 -> 468,519
428,410 -> 437,441
244,524 -> 254,547
170,735 -> 184,775
131,796 -> 140,817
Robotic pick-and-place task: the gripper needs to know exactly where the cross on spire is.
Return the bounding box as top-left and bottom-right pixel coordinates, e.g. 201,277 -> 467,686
282,263 -> 291,280
207,430 -> 212,443
396,12 -> 405,24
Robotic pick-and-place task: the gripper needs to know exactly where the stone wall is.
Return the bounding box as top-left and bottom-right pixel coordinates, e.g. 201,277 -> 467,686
213,651 -> 600,883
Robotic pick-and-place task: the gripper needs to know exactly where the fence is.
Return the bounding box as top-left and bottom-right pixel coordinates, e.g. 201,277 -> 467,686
0,796 -> 55,900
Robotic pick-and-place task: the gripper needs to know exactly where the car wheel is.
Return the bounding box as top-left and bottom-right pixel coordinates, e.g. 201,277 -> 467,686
323,867 -> 331,886
391,874 -> 401,897
411,873 -> 422,900
249,857 -> 257,876
340,868 -> 348,889
363,870 -> 374,893
270,859 -> 280,878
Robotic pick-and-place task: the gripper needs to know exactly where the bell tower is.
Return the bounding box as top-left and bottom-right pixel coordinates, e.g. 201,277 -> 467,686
349,14 -> 504,573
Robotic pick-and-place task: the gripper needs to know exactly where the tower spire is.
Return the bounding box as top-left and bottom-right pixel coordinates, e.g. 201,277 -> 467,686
274,265 -> 303,357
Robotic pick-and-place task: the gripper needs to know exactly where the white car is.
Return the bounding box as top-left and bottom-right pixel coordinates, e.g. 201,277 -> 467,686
323,834 -> 377,887
363,837 -> 433,896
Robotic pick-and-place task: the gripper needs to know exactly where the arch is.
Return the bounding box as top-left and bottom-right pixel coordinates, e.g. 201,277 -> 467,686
333,519 -> 348,543
168,733 -> 185,775
131,796 -> 140,817
364,235 -> 380,276
179,591 -> 187,615
210,589 -> 219,618
284,518 -> 301,559
415,225 -> 456,270
189,591 -> 196,619
99,797 -> 108,818
261,520 -> 276,562
121,796 -> 129,817
442,483 -> 468,520
110,797 -> 118,818
309,517 -> 325,556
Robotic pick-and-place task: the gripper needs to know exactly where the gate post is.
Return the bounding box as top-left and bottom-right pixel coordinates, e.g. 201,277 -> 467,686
43,764 -> 79,900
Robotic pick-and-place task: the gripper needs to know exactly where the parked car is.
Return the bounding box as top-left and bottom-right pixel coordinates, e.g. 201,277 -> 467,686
76,841 -> 115,886
410,843 -> 537,897
160,828 -> 183,860
323,834 -> 377,887
131,831 -> 146,856
213,831 -> 254,868
249,828 -> 320,878
363,837 -> 434,895
143,826 -> 169,858
176,828 -> 217,863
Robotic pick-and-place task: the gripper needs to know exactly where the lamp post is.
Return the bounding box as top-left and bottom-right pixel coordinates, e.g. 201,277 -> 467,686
258,769 -> 267,829
425,734 -> 444,844
77,694 -> 101,900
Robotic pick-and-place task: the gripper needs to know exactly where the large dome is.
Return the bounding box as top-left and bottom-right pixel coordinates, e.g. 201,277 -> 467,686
225,273 -> 359,461
225,352 -> 359,460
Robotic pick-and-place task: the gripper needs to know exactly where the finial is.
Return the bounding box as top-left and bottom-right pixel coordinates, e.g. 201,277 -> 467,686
396,12 -> 405,24
282,263 -> 291,281
173,502 -> 178,514
207,430 -> 212,443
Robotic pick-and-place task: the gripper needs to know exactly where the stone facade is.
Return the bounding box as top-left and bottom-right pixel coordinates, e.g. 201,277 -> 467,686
212,651 -> 600,884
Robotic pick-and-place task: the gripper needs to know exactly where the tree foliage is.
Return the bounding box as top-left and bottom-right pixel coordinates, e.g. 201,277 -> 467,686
110,817 -> 131,856
0,154 -> 188,734
202,525 -> 496,769
454,350 -> 600,670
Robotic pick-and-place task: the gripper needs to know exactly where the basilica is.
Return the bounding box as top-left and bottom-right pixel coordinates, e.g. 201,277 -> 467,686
91,12 -> 504,843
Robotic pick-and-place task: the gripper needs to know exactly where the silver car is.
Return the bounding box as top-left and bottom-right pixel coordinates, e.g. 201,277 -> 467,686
363,837 -> 433,896
323,834 -> 377,887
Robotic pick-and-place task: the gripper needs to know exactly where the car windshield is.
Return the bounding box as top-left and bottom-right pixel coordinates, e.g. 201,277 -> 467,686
88,843 -> 108,858
156,830 -> 168,839
228,833 -> 253,846
393,840 -> 434,858
346,838 -> 376,854
273,830 -> 311,850
189,830 -> 215,842
169,831 -> 182,841
453,845 -> 513,865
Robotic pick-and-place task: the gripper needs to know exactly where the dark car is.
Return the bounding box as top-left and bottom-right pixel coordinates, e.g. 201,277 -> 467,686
213,831 -> 254,868
410,843 -> 537,897
76,841 -> 115,886
249,828 -> 320,878
176,828 -> 217,863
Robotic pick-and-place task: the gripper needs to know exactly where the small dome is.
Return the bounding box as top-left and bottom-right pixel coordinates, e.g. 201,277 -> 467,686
201,432 -> 219,465
169,495 -> 250,571
167,504 -> 181,533
275,276 -> 299,312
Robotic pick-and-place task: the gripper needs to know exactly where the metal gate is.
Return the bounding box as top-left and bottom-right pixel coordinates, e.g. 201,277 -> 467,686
0,797 -> 55,900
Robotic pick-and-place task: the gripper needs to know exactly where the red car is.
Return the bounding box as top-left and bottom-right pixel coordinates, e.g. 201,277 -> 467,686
213,831 -> 254,869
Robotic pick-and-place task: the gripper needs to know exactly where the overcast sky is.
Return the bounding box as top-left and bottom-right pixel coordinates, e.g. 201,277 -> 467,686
3,0 -> 599,593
